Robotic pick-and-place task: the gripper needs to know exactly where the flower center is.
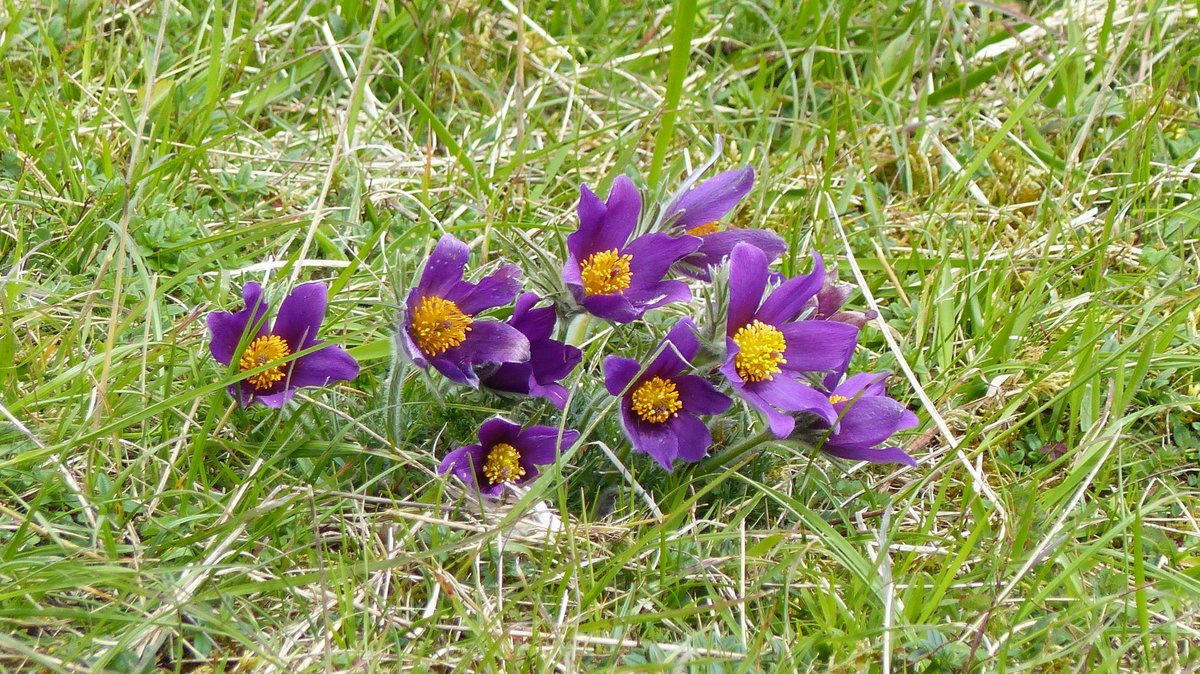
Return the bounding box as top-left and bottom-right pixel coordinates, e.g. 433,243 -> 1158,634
412,296 -> 473,356
829,394 -> 849,404
238,334 -> 291,390
579,248 -> 633,296
732,320 -> 788,382
687,222 -> 721,236
630,376 -> 683,424
482,442 -> 526,485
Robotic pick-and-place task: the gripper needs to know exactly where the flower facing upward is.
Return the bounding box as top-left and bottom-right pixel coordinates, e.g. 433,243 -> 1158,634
478,292 -> 582,409
661,166 -> 786,281
720,244 -> 861,437
603,319 -> 733,471
563,176 -> 701,323
206,282 -> 359,408
400,234 -> 530,387
438,418 -> 580,498
811,372 -> 918,466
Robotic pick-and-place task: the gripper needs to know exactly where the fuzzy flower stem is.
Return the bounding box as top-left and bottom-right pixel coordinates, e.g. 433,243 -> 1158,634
699,429 -> 777,471
564,312 -> 595,348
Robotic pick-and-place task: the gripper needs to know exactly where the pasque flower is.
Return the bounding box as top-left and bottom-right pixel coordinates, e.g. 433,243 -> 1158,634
813,372 -> 918,466
438,418 -> 580,498
206,281 -> 359,408
400,234 -> 530,387
661,166 -> 786,280
811,263 -> 877,329
478,292 -> 582,408
603,319 -> 732,471
721,243 -> 860,437
563,176 -> 701,323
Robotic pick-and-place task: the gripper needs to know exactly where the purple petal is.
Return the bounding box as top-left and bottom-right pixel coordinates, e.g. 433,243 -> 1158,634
254,387 -> 297,409
620,405 -> 678,472
480,362 -> 533,394
815,267 -> 854,318
727,243 -> 769,332
518,426 -> 579,466
438,444 -> 489,492
287,343 -> 359,388
456,320 -> 531,370
624,233 -> 702,289
398,303 -> 429,369
833,372 -> 892,399
622,280 -> 692,312
664,167 -> 754,232
644,318 -> 700,378
682,229 -> 787,281
755,253 -> 826,325
582,294 -> 642,323
530,339 -> 582,386
731,384 -> 798,437
669,413 -> 714,464
207,282 -> 270,366
779,320 -> 859,374
508,292 -> 555,342
828,397 -> 918,449
272,282 -> 328,351
822,444 -> 917,466
675,375 -> 733,416
446,264 -> 523,315
478,417 -> 522,449
418,234 -> 470,298
603,356 -> 642,396
752,376 -> 837,425
569,176 -> 641,257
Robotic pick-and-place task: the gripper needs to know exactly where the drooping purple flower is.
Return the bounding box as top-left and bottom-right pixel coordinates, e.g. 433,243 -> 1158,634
438,418 -> 580,498
815,372 -> 918,466
811,263 -> 877,328
661,166 -> 786,281
478,292 -> 582,408
562,176 -> 701,323
206,281 -> 359,408
400,234 -> 530,387
603,319 -> 732,471
720,244 -> 860,438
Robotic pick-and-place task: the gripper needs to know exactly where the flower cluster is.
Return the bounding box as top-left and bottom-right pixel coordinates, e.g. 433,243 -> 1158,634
203,157 -> 918,500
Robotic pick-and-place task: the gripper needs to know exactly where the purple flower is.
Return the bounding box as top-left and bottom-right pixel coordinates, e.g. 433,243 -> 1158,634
661,166 -> 786,281
811,263 -> 877,329
603,319 -> 733,471
562,176 -> 701,323
400,234 -> 530,387
720,244 -> 860,438
816,372 -> 918,466
478,292 -> 582,408
206,281 -> 359,408
438,418 -> 580,498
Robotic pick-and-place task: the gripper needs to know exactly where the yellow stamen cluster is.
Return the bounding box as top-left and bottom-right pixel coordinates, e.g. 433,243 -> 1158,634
238,335 -> 291,390
483,443 -> 525,485
631,376 -> 683,424
411,296 -> 472,356
828,394 -> 849,404
732,320 -> 788,382
687,222 -> 721,236
580,248 -> 633,296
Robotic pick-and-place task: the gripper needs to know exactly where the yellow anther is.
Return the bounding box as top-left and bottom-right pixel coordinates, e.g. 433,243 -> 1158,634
828,394 -> 849,404
732,320 -> 787,382
482,443 -> 525,485
412,296 -> 472,356
238,334 -> 291,390
579,248 -> 633,296
687,222 -> 721,236
631,376 -> 683,424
